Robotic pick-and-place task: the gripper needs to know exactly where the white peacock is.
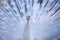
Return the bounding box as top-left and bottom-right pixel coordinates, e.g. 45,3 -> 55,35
0,0 -> 60,40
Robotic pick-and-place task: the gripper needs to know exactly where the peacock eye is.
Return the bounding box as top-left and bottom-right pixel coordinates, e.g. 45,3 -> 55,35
37,0 -> 43,4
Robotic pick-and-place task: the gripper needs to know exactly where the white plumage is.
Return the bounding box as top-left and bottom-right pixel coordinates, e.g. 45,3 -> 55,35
0,0 -> 60,40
